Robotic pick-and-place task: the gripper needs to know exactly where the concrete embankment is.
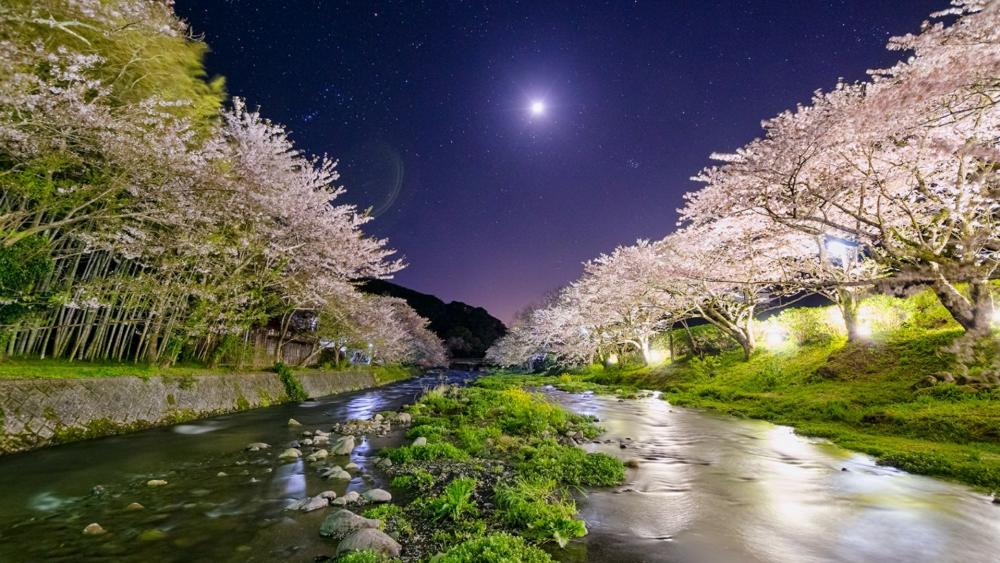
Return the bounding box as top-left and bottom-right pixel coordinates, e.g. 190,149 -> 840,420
0,370 -> 376,454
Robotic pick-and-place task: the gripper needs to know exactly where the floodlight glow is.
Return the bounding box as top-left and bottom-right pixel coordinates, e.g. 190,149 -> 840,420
530,100 -> 545,116
648,349 -> 668,365
764,325 -> 787,348
856,323 -> 872,338
607,353 -> 619,365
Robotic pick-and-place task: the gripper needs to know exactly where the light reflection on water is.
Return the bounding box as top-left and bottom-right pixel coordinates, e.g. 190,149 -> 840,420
544,389 -> 1000,563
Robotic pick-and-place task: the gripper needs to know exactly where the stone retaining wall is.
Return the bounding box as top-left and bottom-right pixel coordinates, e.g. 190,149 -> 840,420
0,370 -> 377,455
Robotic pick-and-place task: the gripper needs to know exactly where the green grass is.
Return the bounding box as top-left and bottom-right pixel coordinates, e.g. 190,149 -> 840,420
502,327 -> 1000,490
373,384 -> 625,560
0,358 -> 242,380
0,357 -> 420,382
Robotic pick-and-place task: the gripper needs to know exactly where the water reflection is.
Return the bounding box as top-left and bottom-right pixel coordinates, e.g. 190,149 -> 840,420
545,389 -> 1000,563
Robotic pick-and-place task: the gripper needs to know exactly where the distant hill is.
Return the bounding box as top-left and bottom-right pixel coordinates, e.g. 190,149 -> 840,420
361,280 -> 507,358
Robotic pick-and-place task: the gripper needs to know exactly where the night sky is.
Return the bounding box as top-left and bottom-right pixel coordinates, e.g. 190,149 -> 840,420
175,0 -> 942,324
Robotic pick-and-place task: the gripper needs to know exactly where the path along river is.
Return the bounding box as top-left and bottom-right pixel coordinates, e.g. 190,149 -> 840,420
0,372 -> 996,562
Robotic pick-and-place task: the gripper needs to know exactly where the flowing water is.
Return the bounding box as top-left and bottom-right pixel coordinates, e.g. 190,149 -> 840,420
0,370 -> 470,562
0,375 -> 997,563
545,388 -> 1000,563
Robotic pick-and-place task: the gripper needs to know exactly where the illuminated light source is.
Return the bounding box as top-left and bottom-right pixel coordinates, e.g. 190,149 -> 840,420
647,349 -> 668,365
993,308 -> 1000,325
855,323 -> 872,338
764,325 -> 788,348
529,100 -> 546,116
825,237 -> 858,266
606,353 -> 619,365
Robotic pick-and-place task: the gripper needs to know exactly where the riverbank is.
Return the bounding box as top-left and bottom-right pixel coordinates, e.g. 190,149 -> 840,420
484,328 -> 1000,491
0,363 -> 420,454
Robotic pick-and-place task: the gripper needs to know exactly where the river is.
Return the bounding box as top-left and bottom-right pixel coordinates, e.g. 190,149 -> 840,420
0,373 -> 996,562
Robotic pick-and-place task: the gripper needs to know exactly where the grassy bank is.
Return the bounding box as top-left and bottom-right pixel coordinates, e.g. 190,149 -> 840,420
363,383 -> 625,562
0,358 -> 421,383
488,327 -> 1000,492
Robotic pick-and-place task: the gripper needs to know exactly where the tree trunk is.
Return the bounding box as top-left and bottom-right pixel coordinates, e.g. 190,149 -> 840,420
932,276 -> 994,337
836,287 -> 862,342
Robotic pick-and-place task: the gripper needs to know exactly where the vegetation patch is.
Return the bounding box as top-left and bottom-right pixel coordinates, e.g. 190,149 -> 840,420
373,383 -> 625,560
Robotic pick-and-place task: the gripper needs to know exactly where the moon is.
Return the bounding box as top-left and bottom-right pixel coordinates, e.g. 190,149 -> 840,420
530,100 -> 546,116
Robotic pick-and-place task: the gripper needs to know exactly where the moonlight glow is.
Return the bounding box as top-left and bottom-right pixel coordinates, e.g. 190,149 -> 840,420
530,100 -> 546,116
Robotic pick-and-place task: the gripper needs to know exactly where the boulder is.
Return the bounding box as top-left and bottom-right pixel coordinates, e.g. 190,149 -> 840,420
306,449 -> 329,462
331,436 -> 356,455
361,489 -> 391,503
336,528 -> 401,557
342,491 -> 360,503
319,490 -> 337,500
344,462 -> 360,472
395,413 -> 412,425
319,509 -> 380,539
325,468 -> 352,481
411,437 -> 427,447
278,448 -> 302,461
288,418 -> 302,427
301,496 -> 330,512
83,523 -> 106,535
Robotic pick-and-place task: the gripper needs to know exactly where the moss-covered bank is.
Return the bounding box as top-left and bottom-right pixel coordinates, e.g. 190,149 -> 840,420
364,383 -> 625,562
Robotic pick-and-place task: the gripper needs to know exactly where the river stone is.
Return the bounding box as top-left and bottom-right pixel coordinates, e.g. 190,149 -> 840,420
285,498 -> 308,511
146,479 -> 168,487
342,491 -> 360,503
319,509 -> 380,539
319,490 -> 337,500
336,528 -> 401,557
302,438 -> 314,446
301,496 -> 330,512
313,434 -> 330,446
138,529 -> 166,541
246,442 -> 270,451
411,437 -> 427,447
288,418 -> 302,427
125,502 -> 145,511
83,523 -> 106,535
332,436 -> 356,455
306,449 -> 329,462
326,468 -> 352,481
278,448 -> 302,460
362,489 -> 391,503
344,462 -> 360,472
395,413 -> 412,424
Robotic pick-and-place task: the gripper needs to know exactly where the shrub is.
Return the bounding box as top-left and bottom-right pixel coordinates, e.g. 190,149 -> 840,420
772,306 -> 841,345
274,362 -> 307,401
518,443 -> 624,487
432,533 -> 554,563
364,504 -> 414,540
494,478 -> 587,547
390,468 -> 435,491
336,550 -> 399,563
386,443 -> 469,465
426,477 -> 479,522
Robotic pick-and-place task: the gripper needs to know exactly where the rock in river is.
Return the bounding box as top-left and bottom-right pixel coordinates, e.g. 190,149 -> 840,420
319,509 -> 380,539
331,436 -> 355,455
288,418 -> 302,427
301,495 -> 330,512
83,523 -> 106,535
411,436 -> 427,447
125,502 -> 145,511
278,448 -> 302,460
361,489 -> 392,503
336,528 -> 402,557
146,479 -> 168,487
